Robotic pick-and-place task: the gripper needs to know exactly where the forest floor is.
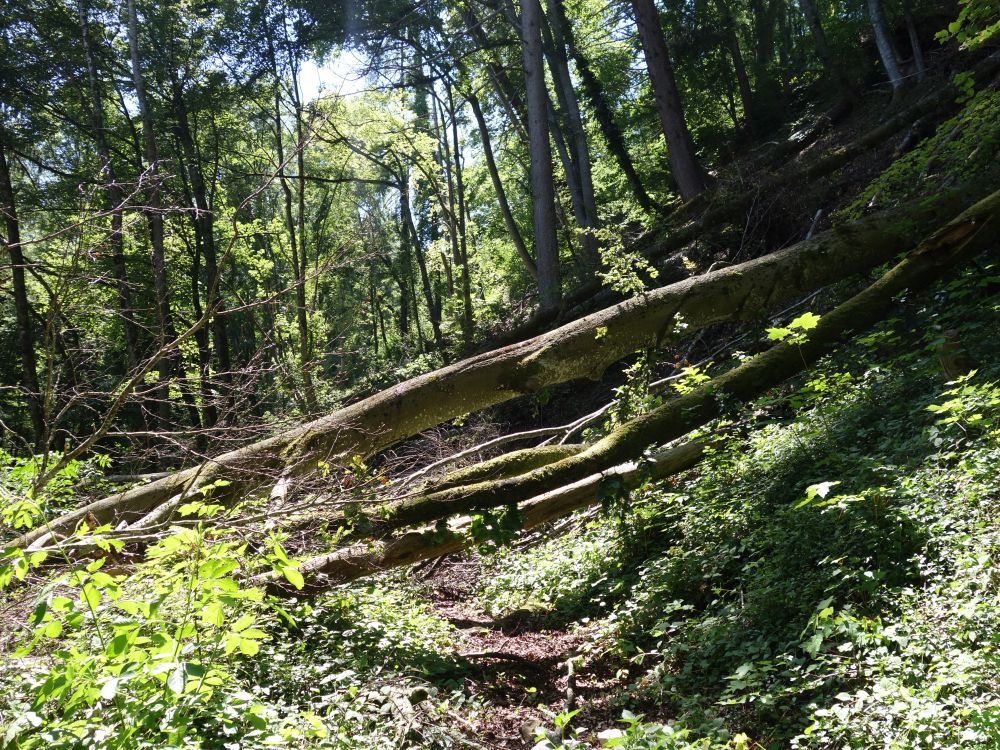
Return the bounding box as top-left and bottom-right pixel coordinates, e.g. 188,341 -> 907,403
421,557 -> 626,749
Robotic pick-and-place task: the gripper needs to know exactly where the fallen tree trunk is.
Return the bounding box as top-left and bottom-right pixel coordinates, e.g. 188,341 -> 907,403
363,188 -> 1000,534
255,439 -> 711,596
9,190 -> 976,549
253,188 -> 1000,596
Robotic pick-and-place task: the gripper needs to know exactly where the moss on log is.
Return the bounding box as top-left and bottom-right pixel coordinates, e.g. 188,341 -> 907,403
256,439 -> 710,596
10,189 -> 981,550
371,189 -> 1000,532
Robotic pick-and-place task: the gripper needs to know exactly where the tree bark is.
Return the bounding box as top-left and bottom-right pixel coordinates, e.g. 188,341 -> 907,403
716,0 -> 757,131
462,5 -> 531,145
13,190 -> 974,549
446,86 -> 475,343
867,0 -> 906,96
400,177 -> 446,355
262,177 -> 1000,591
630,0 -> 707,201
556,0 -> 657,213
79,0 -> 143,385
266,22 -> 319,414
521,0 -> 562,312
366,189 -> 1000,534
256,439 -> 709,595
126,0 -> 178,428
541,0 -> 601,272
0,129 -> 46,451
797,0 -> 855,101
904,1 -> 926,83
170,78 -> 233,415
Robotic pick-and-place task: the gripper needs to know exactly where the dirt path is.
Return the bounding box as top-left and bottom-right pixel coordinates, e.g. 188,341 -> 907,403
419,556 -> 631,748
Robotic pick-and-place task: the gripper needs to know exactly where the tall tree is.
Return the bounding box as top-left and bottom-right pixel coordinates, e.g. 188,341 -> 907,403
126,0 -> 184,428
0,128 -> 45,450
541,0 -> 600,272
445,85 -> 474,343
169,76 -> 234,422
630,0 -> 707,201
466,90 -> 537,277
521,0 -> 562,312
716,0 -> 757,131
78,0 -> 143,384
867,0 -> 906,97
265,14 -> 319,411
798,0 -> 855,101
559,22 -> 658,212
904,0 -> 927,82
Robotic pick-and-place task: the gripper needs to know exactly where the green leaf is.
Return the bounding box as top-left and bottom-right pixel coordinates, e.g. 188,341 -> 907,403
790,311 -> 821,330
166,663 -> 186,695
231,613 -> 256,633
200,601 -> 225,627
796,481 -> 841,507
282,567 -> 305,590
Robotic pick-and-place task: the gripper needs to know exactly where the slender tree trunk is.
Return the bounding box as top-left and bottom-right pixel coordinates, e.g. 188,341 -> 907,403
778,0 -> 791,92
79,0 -> 142,384
904,0 -> 926,83
462,6 -> 532,145
397,211 -> 422,350
0,130 -> 46,451
467,92 -> 537,278
290,52 -> 318,412
401,178 -> 447,357
554,0 -> 656,212
716,0 -> 757,131
188,232 -> 219,432
170,79 -> 233,412
867,0 -> 906,97
521,0 -> 562,312
798,0 -> 856,101
541,0 -> 600,272
720,54 -> 739,122
745,0 -> 784,121
126,0 -> 183,429
266,25 -> 319,412
630,0 -> 707,201
432,92 -> 462,281
510,0 -> 592,269
447,85 -> 474,343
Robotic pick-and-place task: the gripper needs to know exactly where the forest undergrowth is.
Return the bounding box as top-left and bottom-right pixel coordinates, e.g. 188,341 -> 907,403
7,228 -> 999,750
